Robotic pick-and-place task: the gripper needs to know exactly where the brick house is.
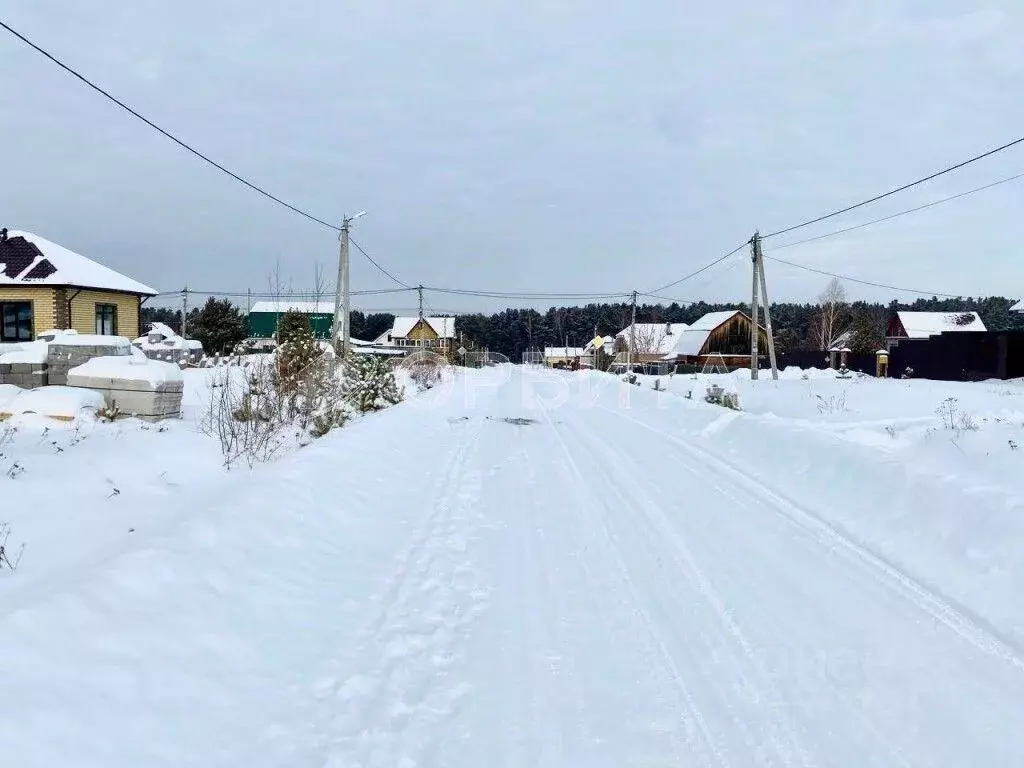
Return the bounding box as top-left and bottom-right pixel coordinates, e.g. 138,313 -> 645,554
0,228 -> 156,343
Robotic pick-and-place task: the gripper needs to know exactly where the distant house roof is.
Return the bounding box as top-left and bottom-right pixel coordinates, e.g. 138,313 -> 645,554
249,300 -> 335,314
544,347 -> 587,358
378,316 -> 456,341
892,311 -> 986,339
827,329 -> 854,352
0,229 -> 157,295
583,335 -> 615,352
662,311 -> 747,358
615,323 -> 689,355
1011,299 -> 1024,313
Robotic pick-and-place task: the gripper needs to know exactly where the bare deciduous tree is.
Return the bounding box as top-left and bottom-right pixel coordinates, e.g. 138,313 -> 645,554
617,324 -> 667,357
632,324 -> 668,357
812,277 -> 849,350
311,262 -> 328,307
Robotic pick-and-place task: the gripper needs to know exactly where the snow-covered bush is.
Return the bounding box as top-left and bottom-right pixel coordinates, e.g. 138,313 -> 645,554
705,384 -> 740,410
815,392 -> 848,414
0,521 -> 24,571
0,424 -> 14,459
200,364 -> 286,469
935,397 -> 979,438
344,355 -> 404,413
409,360 -> 443,392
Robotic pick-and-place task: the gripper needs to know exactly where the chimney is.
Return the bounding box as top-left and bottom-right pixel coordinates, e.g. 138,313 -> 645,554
0,228 -> 7,243
665,321 -> 672,335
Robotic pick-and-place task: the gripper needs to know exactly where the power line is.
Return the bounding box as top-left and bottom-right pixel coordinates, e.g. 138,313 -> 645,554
646,241 -> 750,294
423,286 -> 631,300
0,19 -> 343,232
770,170 -> 1024,251
349,237 -> 411,288
763,254 -> 961,298
154,287 -> 413,300
763,134 -> 1024,239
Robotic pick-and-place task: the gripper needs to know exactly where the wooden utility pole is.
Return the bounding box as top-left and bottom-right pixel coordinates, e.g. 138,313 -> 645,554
753,232 -> 779,380
417,285 -> 424,320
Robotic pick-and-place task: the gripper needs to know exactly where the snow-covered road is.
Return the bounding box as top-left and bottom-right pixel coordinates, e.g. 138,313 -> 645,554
4,366 -> 1024,766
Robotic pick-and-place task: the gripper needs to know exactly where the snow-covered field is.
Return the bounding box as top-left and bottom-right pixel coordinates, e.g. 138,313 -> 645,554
1,364 -> 1024,766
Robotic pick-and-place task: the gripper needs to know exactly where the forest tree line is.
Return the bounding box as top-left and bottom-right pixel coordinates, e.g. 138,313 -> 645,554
143,283 -> 1024,361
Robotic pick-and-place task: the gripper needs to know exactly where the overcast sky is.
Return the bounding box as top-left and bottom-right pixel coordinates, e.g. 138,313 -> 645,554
3,1 -> 1023,313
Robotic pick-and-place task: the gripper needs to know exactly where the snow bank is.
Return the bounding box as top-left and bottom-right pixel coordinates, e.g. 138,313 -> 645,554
605,373 -> 1024,642
0,385 -> 105,420
69,355 -> 184,385
0,383 -> 23,408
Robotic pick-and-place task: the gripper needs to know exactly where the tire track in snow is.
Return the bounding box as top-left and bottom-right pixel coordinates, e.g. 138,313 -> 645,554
312,418 -> 491,768
558,412 -> 813,767
532,390 -> 728,768
598,404 -> 1024,678
608,434 -> 919,768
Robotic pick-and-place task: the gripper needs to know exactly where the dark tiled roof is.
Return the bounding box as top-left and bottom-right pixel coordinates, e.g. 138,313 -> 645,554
0,235 -> 45,279
21,258 -> 57,280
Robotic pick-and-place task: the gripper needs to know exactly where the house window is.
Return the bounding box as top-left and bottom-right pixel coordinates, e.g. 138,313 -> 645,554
95,303 -> 118,335
0,301 -> 33,342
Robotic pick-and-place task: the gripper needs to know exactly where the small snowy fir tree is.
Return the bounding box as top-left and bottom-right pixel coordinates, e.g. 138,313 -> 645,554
275,325 -> 323,401
343,355 -> 404,413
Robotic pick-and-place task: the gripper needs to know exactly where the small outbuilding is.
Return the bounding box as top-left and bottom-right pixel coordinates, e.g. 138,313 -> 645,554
662,310 -> 768,368
885,311 -> 986,349
247,301 -> 335,341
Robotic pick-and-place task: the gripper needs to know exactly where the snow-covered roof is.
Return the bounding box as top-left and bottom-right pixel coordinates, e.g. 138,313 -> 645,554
662,311 -> 745,358
544,347 -> 587,357
894,311 -> 987,339
249,300 -> 336,314
384,316 -> 456,340
827,329 -> 854,352
615,323 -> 689,355
1011,299 -> 1023,313
583,335 -> 615,352
352,346 -> 406,356
0,230 -> 157,295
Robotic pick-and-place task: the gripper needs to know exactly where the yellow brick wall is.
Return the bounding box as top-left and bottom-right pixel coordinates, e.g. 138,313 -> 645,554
0,286 -> 56,338
68,290 -> 141,338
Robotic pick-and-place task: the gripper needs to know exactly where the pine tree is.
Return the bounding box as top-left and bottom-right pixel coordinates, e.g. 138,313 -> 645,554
275,318 -> 322,397
276,310 -> 312,347
848,308 -> 885,353
343,355 -> 404,412
189,298 -> 248,354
